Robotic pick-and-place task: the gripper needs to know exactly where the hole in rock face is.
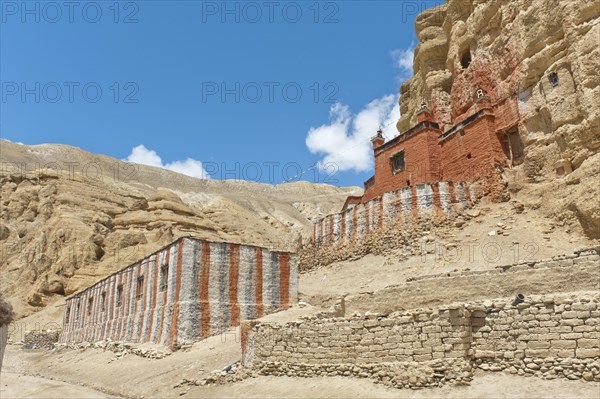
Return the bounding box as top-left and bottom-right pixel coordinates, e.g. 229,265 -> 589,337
549,72 -> 559,87
461,49 -> 472,69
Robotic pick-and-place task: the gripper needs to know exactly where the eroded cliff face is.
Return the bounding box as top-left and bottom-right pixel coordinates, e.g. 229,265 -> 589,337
399,0 -> 599,169
397,0 -> 600,237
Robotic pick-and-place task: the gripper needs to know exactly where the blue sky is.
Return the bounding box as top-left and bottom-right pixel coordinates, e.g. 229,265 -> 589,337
1,0 -> 443,186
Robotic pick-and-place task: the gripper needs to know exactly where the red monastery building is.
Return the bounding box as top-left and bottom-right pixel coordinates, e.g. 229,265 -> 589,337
343,87 -> 523,211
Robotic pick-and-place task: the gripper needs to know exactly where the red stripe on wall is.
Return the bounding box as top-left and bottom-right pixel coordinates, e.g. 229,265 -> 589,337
200,242 -> 211,339
229,244 -> 240,326
255,248 -> 264,318
168,239 -> 185,348
279,253 -> 291,309
448,182 -> 457,204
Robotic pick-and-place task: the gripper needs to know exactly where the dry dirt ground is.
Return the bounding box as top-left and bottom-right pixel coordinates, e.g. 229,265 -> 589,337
2,339 -> 600,399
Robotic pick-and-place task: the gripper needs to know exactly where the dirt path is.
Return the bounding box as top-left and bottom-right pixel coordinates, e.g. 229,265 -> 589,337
0,371 -> 119,399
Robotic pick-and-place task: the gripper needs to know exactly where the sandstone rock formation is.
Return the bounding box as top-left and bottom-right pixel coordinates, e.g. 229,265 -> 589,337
397,0 -> 600,237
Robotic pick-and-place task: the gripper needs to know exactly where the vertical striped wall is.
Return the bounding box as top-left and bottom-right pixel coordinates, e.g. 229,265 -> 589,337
60,238 -> 298,348
314,181 -> 482,248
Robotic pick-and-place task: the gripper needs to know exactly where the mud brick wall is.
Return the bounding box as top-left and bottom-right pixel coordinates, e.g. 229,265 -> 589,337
60,237 -> 298,348
364,124 -> 442,202
439,110 -> 508,183
242,293 -> 600,388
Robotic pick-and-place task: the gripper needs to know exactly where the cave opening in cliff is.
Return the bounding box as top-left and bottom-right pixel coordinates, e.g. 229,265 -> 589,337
501,128 -> 525,167
461,49 -> 472,69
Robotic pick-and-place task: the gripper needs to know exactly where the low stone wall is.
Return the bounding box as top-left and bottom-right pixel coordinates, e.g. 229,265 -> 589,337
407,247 -> 600,283
302,181 -> 483,270
23,329 -> 60,350
242,292 -> 600,389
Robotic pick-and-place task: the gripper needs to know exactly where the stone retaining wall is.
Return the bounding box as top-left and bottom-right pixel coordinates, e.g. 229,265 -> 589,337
319,248 -> 599,315
23,329 -> 60,350
241,292 -> 600,388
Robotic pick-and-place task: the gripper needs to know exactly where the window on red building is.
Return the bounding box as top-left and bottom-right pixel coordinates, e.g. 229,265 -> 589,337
391,151 -> 405,174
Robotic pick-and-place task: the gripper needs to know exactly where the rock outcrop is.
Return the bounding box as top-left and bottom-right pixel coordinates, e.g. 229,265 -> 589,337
397,0 -> 600,237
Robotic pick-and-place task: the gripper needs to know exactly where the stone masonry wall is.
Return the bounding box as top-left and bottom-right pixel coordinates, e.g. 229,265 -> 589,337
60,237 -> 298,349
242,293 -> 600,389
23,329 -> 60,350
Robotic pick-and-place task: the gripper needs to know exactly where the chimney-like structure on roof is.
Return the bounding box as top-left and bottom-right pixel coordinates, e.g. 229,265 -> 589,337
417,101 -> 434,123
371,128 -> 385,150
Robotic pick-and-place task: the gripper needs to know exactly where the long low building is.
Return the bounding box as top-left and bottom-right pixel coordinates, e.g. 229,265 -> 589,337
60,237 -> 298,348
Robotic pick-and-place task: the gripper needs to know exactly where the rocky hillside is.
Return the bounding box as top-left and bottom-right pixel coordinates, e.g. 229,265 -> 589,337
0,140 -> 359,315
397,0 -> 599,237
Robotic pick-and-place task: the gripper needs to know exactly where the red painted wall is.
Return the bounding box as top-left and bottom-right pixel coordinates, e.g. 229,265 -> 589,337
362,124 -> 441,202
439,113 -> 506,182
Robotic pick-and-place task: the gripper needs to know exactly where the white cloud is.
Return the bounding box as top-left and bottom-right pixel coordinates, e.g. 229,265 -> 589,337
125,144 -> 210,179
306,95 -> 400,173
390,45 -> 415,78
